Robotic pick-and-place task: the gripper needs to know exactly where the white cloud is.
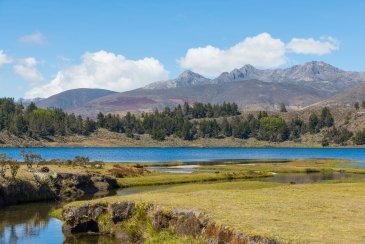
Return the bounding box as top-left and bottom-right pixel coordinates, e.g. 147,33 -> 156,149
25,50 -> 169,98
286,36 -> 339,55
19,32 -> 46,45
179,33 -> 340,76
179,33 -> 286,77
0,50 -> 12,67
13,57 -> 44,83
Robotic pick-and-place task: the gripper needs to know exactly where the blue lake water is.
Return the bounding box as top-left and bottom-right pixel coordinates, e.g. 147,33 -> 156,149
0,147 -> 364,166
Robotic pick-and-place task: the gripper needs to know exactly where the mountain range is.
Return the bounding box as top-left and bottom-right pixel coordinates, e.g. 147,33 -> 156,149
29,61 -> 365,117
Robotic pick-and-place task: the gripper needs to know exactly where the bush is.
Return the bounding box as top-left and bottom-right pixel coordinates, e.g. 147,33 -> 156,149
324,127 -> 353,145
0,153 -> 7,178
73,156 -> 90,168
21,150 -> 43,171
108,165 -> 145,178
353,129 -> 365,145
8,161 -> 20,179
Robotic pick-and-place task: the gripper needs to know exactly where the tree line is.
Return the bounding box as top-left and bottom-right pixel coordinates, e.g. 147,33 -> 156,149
0,97 -> 364,145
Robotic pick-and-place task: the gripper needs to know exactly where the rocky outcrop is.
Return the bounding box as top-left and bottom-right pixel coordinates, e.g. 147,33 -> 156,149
54,173 -> 118,200
61,201 -> 282,244
0,179 -> 56,207
0,173 -> 118,208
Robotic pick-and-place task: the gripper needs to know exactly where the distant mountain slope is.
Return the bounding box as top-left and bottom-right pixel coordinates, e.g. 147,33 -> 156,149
70,79 -> 332,117
310,83 -> 365,108
36,88 -> 117,110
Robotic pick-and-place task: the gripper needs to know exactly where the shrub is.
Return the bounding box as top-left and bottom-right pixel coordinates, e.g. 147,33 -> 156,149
0,153 -> 7,178
73,156 -> 90,168
323,127 -> 353,145
353,129 -> 365,145
21,150 -> 43,171
8,161 -> 20,179
108,165 -> 145,178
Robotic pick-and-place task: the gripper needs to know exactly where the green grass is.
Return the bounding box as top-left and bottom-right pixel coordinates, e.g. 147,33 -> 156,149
117,171 -> 271,187
66,180 -> 365,243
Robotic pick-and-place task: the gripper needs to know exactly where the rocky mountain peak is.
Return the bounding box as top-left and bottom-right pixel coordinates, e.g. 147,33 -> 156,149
176,70 -> 207,81
144,70 -> 210,89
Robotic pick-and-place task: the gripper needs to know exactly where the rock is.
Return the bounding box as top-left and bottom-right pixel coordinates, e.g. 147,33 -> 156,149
62,203 -> 107,235
108,201 -> 135,223
55,173 -> 118,200
0,172 -> 119,208
0,179 -> 56,207
172,209 -> 208,237
152,209 -> 172,230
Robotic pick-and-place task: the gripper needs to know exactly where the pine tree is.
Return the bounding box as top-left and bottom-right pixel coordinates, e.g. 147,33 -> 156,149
320,107 -> 334,128
280,103 -> 287,112
221,117 -> 232,137
354,102 -> 360,110
308,113 -> 319,133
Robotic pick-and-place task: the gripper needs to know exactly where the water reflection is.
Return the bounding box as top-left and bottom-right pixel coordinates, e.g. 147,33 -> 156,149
0,202 -> 63,244
0,201 -> 117,244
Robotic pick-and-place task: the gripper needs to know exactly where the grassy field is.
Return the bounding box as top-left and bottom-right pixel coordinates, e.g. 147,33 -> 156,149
67,180 -> 365,243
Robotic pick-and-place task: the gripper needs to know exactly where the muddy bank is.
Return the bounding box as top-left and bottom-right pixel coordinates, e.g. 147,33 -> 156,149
0,173 -> 118,208
61,201 -> 281,244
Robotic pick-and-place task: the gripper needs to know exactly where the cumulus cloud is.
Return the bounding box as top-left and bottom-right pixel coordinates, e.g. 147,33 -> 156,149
25,50 -> 169,98
178,33 -> 340,76
19,32 -> 46,45
179,33 -> 286,77
0,50 -> 12,67
13,57 -> 44,83
286,36 -> 339,55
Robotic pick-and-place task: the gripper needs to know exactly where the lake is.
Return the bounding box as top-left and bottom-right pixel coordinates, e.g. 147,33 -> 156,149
0,147 -> 365,166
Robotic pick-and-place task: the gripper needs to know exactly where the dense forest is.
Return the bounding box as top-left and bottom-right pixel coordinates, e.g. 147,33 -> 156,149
0,97 -> 364,145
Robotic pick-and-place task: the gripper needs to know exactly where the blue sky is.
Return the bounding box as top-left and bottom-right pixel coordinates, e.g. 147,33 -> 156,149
0,0 -> 364,98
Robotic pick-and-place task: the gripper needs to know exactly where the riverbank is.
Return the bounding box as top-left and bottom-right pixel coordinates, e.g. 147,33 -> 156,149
1,128 -> 364,148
